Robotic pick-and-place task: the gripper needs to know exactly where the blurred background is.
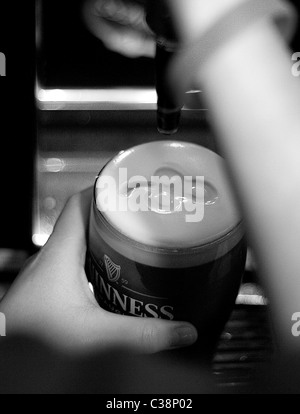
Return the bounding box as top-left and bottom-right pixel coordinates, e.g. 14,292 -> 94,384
34,0 -> 211,249
0,0 -> 300,390
1,0 -> 299,257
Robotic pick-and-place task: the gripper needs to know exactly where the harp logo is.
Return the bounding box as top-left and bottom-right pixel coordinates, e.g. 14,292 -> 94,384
0,53 -> 6,76
104,255 -> 121,283
0,312 -> 6,337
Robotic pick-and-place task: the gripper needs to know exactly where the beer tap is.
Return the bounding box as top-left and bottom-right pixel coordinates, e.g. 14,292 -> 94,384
146,1 -> 183,135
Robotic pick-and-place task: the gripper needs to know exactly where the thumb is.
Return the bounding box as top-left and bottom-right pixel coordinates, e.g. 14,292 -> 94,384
87,311 -> 198,354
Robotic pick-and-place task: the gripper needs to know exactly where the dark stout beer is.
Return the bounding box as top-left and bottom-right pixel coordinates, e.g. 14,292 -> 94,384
86,141 -> 246,356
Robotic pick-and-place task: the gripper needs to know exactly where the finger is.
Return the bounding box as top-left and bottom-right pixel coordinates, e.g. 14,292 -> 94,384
44,188 -> 93,267
87,311 -> 198,354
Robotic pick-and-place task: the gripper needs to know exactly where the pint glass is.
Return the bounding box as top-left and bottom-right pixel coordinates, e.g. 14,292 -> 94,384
86,141 -> 247,357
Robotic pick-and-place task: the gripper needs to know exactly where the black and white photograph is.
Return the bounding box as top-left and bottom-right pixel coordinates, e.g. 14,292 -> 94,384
1,0 -> 300,396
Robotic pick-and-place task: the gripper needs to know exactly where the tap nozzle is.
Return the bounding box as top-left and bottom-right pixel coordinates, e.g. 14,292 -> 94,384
146,1 -> 183,135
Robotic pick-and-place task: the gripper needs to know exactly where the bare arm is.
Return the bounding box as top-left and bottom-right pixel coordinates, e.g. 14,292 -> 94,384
168,0 -> 300,353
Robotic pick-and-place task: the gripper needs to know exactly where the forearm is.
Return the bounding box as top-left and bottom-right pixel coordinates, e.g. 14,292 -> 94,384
168,0 -> 300,351
199,21 -> 300,350
170,0 -> 248,41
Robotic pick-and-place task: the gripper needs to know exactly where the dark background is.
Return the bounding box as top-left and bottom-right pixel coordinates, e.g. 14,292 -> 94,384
0,0 -> 300,251
37,0 -> 300,88
37,0 -> 155,87
0,1 -> 35,250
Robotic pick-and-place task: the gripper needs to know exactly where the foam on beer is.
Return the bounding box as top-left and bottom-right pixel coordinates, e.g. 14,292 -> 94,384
95,142 -> 241,252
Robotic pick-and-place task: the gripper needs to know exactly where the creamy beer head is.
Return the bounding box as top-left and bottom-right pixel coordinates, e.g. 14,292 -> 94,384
95,141 -> 241,254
